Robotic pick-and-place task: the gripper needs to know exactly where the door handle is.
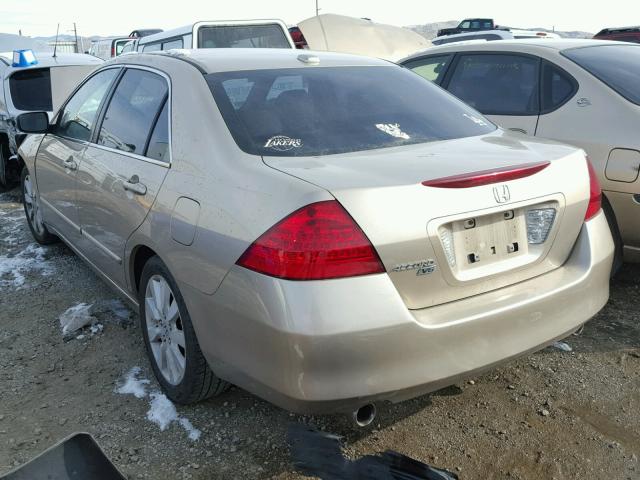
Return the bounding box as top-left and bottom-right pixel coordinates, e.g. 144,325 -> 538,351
63,157 -> 77,171
123,175 -> 147,195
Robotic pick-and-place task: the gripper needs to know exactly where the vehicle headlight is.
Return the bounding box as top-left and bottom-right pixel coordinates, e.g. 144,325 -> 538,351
526,208 -> 556,244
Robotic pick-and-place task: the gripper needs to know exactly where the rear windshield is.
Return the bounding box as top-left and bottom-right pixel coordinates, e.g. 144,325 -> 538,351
206,66 -> 496,157
9,68 -> 52,111
198,24 -> 290,49
563,45 -> 640,105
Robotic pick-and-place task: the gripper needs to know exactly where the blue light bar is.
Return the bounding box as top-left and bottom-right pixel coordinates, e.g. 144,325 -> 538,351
12,49 -> 38,68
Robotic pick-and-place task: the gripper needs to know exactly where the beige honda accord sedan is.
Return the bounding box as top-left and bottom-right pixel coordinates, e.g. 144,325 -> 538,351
16,48 -> 613,424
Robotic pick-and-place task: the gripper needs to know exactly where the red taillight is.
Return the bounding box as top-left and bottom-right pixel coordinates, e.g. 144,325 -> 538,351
111,46 -> 115,57
422,161 -> 550,189
289,27 -> 308,49
584,157 -> 602,221
236,200 -> 385,280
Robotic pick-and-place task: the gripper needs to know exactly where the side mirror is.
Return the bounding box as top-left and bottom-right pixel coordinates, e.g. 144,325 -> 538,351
16,112 -> 49,133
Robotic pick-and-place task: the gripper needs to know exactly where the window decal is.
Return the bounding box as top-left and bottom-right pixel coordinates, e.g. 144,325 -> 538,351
375,123 -> 410,140
264,135 -> 303,151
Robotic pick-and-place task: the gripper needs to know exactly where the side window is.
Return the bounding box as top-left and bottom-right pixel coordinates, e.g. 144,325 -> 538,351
142,43 -> 161,52
56,69 -> 119,142
460,21 -> 470,29
404,55 -> 453,84
447,54 -> 540,115
97,69 -> 168,155
541,62 -> 576,112
145,101 -> 169,162
161,38 -> 183,50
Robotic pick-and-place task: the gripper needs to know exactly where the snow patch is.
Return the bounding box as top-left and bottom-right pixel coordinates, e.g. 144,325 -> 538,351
0,243 -> 54,288
178,417 -> 202,441
116,367 -> 150,399
59,303 -> 96,335
146,392 -> 178,431
115,369 -> 201,441
553,341 -> 573,352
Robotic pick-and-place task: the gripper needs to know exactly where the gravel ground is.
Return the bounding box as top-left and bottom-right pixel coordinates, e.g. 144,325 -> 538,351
1,187 -> 639,480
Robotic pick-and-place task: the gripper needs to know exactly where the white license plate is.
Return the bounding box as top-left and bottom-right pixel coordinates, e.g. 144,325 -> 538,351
450,208 -> 527,269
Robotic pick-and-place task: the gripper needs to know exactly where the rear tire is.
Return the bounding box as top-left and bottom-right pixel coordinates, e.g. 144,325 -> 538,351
602,197 -> 623,278
139,255 -> 229,404
21,167 -> 58,245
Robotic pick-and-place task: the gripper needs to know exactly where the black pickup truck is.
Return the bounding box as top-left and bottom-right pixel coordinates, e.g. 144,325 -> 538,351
437,18 -> 505,37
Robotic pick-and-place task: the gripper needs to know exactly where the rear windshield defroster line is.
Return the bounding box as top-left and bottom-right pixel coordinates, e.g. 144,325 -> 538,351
206,66 -> 496,157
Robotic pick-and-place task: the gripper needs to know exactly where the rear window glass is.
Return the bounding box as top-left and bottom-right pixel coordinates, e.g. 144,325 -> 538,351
198,24 -> 290,48
9,68 -> 52,111
206,66 -> 495,157
563,45 -> 640,105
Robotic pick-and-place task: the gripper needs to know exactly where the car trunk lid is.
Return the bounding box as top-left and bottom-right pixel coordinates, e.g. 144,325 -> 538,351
263,132 -> 591,309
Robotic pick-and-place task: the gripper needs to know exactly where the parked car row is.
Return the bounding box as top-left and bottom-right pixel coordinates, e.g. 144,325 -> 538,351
11,37 -> 618,425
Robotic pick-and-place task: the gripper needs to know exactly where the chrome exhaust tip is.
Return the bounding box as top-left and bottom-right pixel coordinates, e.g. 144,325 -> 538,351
352,403 -> 376,428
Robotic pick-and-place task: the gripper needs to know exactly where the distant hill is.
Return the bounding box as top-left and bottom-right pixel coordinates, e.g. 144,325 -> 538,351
0,33 -> 52,52
406,21 -> 593,39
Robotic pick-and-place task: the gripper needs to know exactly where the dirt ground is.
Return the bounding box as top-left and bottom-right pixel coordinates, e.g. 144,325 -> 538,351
1,187 -> 639,480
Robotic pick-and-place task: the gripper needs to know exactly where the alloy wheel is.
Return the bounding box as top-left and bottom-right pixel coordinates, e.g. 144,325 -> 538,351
144,275 -> 187,385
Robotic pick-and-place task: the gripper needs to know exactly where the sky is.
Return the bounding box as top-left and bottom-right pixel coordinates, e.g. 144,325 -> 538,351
0,0 -> 639,37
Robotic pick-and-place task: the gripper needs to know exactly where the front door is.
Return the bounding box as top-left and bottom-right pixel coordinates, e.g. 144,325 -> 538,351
444,53 -> 541,135
75,68 -> 170,286
36,69 -> 120,241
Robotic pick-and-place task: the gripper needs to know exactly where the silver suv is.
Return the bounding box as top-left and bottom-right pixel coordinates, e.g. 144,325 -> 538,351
0,50 -> 102,189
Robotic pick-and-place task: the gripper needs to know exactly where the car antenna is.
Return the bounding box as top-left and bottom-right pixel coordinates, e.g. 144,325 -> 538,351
53,23 -> 59,58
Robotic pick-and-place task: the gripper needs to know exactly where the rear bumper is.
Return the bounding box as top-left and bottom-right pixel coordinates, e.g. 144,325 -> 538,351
182,211 -> 613,414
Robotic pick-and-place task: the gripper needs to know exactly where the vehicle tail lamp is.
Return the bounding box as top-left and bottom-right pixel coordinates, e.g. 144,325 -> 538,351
237,201 -> 385,280
584,157 -> 602,221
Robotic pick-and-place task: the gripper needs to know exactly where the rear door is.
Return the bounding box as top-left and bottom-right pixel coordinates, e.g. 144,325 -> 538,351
75,67 -> 170,286
442,53 -> 541,135
36,68 -> 119,242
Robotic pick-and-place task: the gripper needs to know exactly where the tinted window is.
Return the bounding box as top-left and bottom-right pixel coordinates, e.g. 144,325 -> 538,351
403,55 -> 452,83
98,69 -> 168,155
145,101 -> 169,162
198,24 -> 290,48
541,62 -> 576,111
57,69 -> 119,141
142,43 -> 161,52
9,68 -> 52,111
162,38 -> 183,50
447,54 -> 540,115
563,45 -> 640,105
207,66 -> 495,157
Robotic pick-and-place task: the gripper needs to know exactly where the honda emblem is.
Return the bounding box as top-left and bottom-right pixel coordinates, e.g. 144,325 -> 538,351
493,185 -> 511,204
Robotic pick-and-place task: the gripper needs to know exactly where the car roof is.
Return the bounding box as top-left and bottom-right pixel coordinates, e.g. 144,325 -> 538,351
401,38 -> 637,61
110,48 -> 392,73
0,52 -> 104,69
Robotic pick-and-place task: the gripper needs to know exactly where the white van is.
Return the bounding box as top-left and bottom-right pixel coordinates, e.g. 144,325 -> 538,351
88,37 -> 129,60
136,20 -> 294,52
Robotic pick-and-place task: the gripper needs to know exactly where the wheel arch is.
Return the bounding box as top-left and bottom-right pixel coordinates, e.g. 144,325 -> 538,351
129,244 -> 160,296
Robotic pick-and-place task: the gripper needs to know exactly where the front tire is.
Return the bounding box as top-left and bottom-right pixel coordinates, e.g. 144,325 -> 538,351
139,256 -> 228,404
21,167 -> 58,245
0,141 -> 13,192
